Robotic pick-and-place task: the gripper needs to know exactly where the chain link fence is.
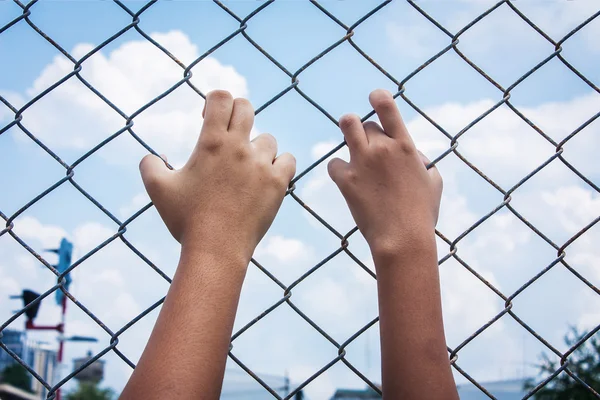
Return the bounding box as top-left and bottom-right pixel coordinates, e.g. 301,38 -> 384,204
1,0 -> 599,399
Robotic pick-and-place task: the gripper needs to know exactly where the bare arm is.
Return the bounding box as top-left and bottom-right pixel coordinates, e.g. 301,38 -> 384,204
120,90 -> 295,400
375,236 -> 456,399
328,89 -> 458,399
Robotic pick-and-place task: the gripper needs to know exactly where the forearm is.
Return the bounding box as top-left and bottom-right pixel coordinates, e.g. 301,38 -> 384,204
374,233 -> 458,400
120,246 -> 247,400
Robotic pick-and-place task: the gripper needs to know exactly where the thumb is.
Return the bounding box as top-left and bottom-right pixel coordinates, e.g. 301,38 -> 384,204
327,157 -> 350,189
139,154 -> 172,200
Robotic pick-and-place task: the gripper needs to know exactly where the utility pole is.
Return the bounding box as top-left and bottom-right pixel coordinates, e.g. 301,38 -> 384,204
10,238 -> 96,400
47,238 -> 73,400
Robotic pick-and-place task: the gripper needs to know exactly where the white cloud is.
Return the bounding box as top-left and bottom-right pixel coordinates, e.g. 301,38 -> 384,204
119,192 -> 150,220
8,31 -> 250,167
538,185 -> 600,285
12,216 -> 68,249
299,143 -> 355,233
14,254 -> 39,279
405,97 -> 600,190
112,292 -> 141,323
385,22 -> 444,60
0,91 -> 24,122
2,9 -> 599,395
0,216 -> 168,389
541,186 -> 600,234
88,268 -> 125,288
255,235 -> 312,263
299,277 -> 353,320
298,90 -> 600,384
297,92 -> 599,238
0,265 -> 20,296
385,1 -> 600,94
509,1 -> 600,50
438,1 -> 600,50
311,140 -> 343,161
72,222 -> 115,255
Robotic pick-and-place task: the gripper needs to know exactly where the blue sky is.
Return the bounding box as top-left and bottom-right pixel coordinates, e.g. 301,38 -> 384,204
1,1 -> 600,399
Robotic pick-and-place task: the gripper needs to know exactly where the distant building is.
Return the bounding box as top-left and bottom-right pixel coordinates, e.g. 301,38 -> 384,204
0,330 -> 57,400
330,378 -> 530,400
0,383 -> 40,400
0,331 -> 27,374
72,350 -> 104,384
25,341 -> 56,399
457,378 -> 530,400
330,386 -> 381,399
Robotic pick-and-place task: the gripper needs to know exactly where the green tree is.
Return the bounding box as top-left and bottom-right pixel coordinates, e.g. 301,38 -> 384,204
0,363 -> 32,392
65,382 -> 115,400
525,327 -> 600,399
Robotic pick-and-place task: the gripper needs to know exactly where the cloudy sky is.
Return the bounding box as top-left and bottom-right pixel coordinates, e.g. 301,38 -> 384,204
1,0 -> 599,398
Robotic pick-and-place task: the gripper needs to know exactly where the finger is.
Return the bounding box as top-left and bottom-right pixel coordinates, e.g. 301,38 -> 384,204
369,89 -> 412,143
228,98 -> 255,137
418,150 -> 443,188
429,164 -> 443,192
338,114 -> 367,155
252,133 -> 278,162
139,154 -> 172,199
202,90 -> 234,133
362,120 -> 388,144
273,152 -> 296,184
417,150 -> 431,167
327,157 -> 350,188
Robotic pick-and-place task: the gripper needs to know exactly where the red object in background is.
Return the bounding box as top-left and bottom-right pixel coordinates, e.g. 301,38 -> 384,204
25,294 -> 67,400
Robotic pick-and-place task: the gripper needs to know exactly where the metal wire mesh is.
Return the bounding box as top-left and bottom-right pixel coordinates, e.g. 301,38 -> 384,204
1,0 -> 599,399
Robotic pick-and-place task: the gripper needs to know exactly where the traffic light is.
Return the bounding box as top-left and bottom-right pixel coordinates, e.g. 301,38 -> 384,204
22,290 -> 41,320
47,238 -> 73,305
10,289 -> 41,321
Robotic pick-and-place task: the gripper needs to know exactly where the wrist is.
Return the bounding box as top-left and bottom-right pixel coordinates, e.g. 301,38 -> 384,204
179,240 -> 251,275
180,223 -> 258,265
370,227 -> 437,267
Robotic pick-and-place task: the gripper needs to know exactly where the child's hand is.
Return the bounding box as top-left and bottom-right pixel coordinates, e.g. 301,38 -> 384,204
139,90 -> 296,261
328,89 -> 442,258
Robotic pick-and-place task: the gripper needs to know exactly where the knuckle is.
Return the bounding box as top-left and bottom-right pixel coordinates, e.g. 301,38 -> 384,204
344,168 -> 358,185
254,133 -> 278,154
260,133 -> 277,143
278,153 -> 296,173
257,162 -> 280,187
286,153 -> 297,168
260,132 -> 277,145
274,172 -> 290,187
233,144 -> 250,161
330,165 -> 353,189
202,136 -> 225,154
362,120 -> 381,132
372,139 -> 391,155
398,139 -> 416,155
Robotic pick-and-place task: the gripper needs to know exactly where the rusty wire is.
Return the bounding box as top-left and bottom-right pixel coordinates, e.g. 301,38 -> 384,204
1,0 -> 600,399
